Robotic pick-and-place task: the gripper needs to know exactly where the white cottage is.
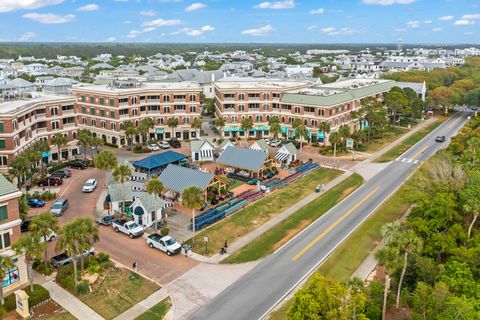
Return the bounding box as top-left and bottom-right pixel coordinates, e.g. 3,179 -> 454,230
275,142 -> 298,166
249,139 -> 269,153
219,140 -> 235,155
191,140 -> 215,162
130,194 -> 171,227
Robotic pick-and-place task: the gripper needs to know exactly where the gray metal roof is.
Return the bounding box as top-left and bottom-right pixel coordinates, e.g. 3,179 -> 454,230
217,146 -> 267,172
159,164 -> 214,193
134,193 -> 169,213
250,139 -> 269,152
282,142 -> 298,155
0,174 -> 19,197
191,140 -> 215,153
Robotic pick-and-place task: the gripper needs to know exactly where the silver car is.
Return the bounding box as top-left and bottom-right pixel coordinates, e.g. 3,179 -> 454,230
50,198 -> 69,216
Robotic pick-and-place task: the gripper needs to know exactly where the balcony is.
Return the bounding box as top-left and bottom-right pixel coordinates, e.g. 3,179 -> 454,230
304,112 -> 315,116
63,123 -> 76,128
36,127 -> 48,133
174,109 -> 186,114
147,99 -> 160,103
36,113 -> 46,120
280,109 -> 291,114
119,114 -> 130,119
119,102 -> 129,107
62,109 -> 75,115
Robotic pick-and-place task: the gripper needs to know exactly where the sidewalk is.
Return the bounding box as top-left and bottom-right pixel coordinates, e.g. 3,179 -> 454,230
41,280 -> 104,320
190,170 -> 354,264
114,288 -> 170,320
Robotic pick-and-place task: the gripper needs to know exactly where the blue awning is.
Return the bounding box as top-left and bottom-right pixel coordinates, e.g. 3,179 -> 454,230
132,151 -> 187,170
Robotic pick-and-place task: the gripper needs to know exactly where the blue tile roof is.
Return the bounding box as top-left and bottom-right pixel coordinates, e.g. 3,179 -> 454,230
132,151 -> 187,170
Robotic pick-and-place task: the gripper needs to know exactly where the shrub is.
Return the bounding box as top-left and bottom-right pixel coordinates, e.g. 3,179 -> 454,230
3,285 -> 50,311
56,264 -> 75,290
96,252 -> 110,263
103,142 -> 119,148
48,162 -> 70,174
87,260 -> 100,274
75,280 -> 89,295
160,227 -> 170,236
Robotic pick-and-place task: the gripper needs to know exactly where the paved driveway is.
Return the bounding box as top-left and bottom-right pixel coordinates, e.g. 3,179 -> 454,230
32,166 -> 197,286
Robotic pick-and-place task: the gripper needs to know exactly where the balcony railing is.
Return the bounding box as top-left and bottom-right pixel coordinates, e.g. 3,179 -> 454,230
37,127 -> 48,133
119,114 -> 130,119
62,109 -> 75,115
36,113 -> 46,119
63,123 -> 76,128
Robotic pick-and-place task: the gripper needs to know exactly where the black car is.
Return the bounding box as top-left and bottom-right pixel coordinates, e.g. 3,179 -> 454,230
435,136 -> 446,142
69,161 -> 88,170
96,215 -> 114,226
20,220 -> 31,233
38,176 -> 63,187
168,139 -> 181,148
51,168 -> 72,178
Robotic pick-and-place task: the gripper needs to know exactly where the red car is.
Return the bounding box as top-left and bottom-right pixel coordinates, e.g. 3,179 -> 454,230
38,176 -> 63,187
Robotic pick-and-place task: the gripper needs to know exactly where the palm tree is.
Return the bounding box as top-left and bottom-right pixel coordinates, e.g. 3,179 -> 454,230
0,256 -> 14,304
352,129 -> 367,150
269,116 -> 281,139
77,129 -> 93,160
460,178 -> 480,239
146,177 -> 164,232
191,117 -> 202,139
56,221 -> 82,286
76,217 -> 99,272
9,155 -> 29,188
91,136 -> 104,154
139,117 -> 155,145
33,139 -> 50,175
318,122 -> 331,146
214,118 -> 226,138
381,221 -> 401,244
167,117 -> 179,140
94,150 -> 118,187
394,230 -> 422,309
240,117 -> 253,147
328,131 -> 341,157
51,133 -> 68,163
375,246 -> 399,320
13,235 -> 45,291
293,121 -> 309,151
112,164 -> 132,213
181,186 -> 204,247
339,124 -> 351,148
124,121 -> 137,149
30,212 -> 58,269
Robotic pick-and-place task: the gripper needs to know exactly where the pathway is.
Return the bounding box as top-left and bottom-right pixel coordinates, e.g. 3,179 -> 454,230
114,288 -> 170,320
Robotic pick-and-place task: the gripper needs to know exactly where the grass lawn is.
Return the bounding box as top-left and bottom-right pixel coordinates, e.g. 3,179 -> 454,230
227,179 -> 244,190
135,298 -> 171,320
78,269 -> 160,320
375,121 -> 441,163
223,173 -> 363,263
192,168 -> 342,256
268,182 -> 411,320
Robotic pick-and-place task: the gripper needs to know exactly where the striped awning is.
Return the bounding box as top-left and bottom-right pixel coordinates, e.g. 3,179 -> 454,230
275,152 -> 289,162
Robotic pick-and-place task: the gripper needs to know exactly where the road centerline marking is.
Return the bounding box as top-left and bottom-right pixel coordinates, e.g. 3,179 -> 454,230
291,186 -> 381,262
447,114 -> 464,129
411,146 -> 428,160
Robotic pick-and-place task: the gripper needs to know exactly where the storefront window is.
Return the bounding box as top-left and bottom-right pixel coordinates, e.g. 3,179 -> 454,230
2,266 -> 19,288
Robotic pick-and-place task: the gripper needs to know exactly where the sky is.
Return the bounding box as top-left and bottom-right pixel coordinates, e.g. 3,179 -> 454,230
0,0 -> 478,44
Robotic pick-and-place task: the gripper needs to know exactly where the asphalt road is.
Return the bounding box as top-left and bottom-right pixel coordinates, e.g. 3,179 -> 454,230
189,110 -> 471,320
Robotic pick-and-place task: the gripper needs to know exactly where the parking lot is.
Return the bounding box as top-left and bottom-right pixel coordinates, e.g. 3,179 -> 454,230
28,165 -> 198,285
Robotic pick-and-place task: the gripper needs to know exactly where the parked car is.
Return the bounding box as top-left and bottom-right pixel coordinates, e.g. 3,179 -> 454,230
69,161 -> 88,170
148,143 -> 160,151
38,176 -> 63,187
264,138 -> 271,145
20,219 -> 31,233
435,135 -> 446,142
39,228 -> 57,243
157,141 -> 170,149
50,198 -> 69,216
263,172 -> 275,179
51,248 -> 95,268
168,139 -> 181,148
112,220 -> 144,238
247,178 -> 260,185
96,215 -> 114,226
27,198 -> 45,207
82,178 -> 97,193
147,234 -> 181,256
270,139 -> 281,147
51,168 -> 72,179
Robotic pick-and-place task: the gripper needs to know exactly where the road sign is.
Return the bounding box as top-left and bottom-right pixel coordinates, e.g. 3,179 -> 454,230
204,236 -> 209,242
346,138 -> 354,149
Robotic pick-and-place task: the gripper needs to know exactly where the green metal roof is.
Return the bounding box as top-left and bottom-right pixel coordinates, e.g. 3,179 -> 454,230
0,174 -> 19,197
280,81 -> 395,107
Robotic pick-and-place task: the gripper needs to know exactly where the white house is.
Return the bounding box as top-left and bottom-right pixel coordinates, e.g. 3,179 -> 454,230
130,194 -> 171,227
191,140 -> 215,162
219,140 -> 235,155
249,139 -> 269,153
275,143 -> 298,166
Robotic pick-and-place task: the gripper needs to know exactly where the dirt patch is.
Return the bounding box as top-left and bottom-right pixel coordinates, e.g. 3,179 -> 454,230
341,186 -> 355,197
272,219 -> 311,251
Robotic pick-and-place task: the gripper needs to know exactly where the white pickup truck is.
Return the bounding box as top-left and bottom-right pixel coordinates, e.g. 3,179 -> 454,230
146,234 -> 181,256
112,220 -> 144,238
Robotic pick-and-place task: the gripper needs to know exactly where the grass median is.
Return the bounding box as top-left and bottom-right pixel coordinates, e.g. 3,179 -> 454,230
192,168 -> 342,256
223,173 -> 363,264
135,298 -> 171,320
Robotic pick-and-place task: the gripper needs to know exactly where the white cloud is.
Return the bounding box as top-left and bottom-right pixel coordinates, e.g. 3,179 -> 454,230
124,20 -> 132,24
76,4 -> 99,11
171,25 -> 214,37
140,10 -> 156,16
307,25 -> 317,31
143,27 -> 156,33
394,28 -> 407,32
462,14 -> 480,20
406,20 -> 420,28
320,27 -> 356,35
255,0 -> 295,10
22,12 -> 75,24
185,2 -> 206,12
439,15 -> 453,21
105,37 -> 116,42
362,0 -> 415,5
423,20 -> 432,24
19,32 -> 37,41
310,8 -> 324,14
201,25 -> 214,32
0,0 -> 63,13
241,25 -> 276,36
465,31 -> 474,35
454,19 -> 472,25
432,27 -> 442,31
142,18 -> 182,27
127,30 -> 141,38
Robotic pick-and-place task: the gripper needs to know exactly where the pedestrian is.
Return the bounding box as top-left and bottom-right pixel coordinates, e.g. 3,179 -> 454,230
183,244 -> 189,257
224,240 -> 228,249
